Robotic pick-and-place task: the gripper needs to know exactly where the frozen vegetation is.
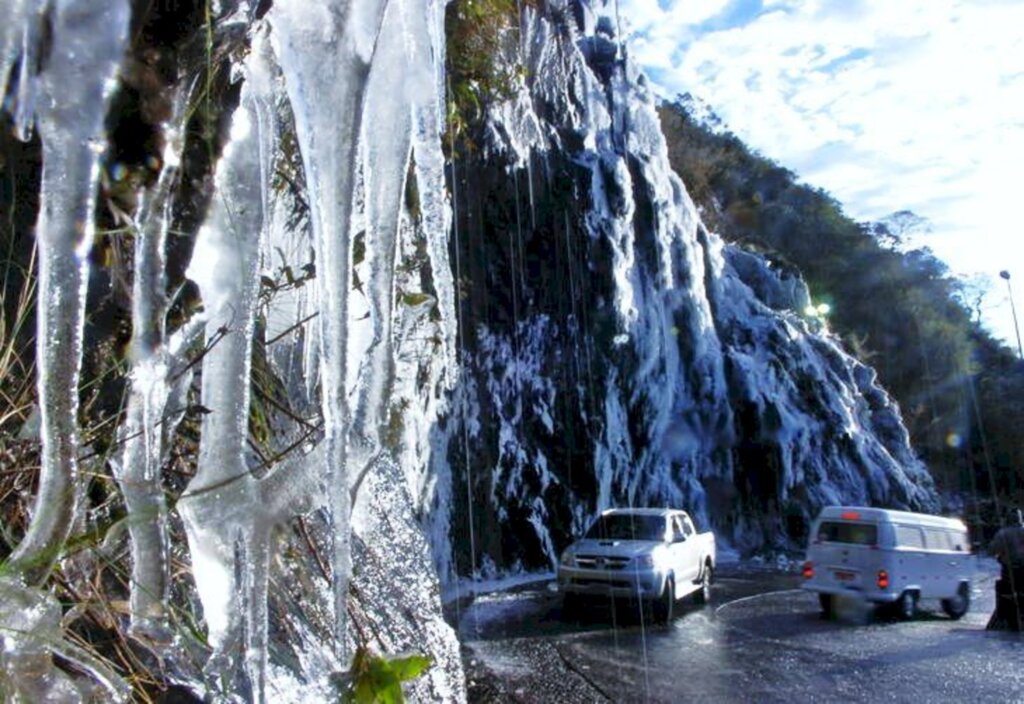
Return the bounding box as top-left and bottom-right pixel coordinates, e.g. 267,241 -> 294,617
0,0 -> 936,701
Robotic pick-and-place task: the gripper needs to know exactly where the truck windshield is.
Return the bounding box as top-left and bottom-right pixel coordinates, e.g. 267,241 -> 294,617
818,521 -> 878,546
586,514 -> 666,541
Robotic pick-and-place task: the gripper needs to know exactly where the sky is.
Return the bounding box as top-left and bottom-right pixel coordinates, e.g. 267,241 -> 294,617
616,0 -> 1024,348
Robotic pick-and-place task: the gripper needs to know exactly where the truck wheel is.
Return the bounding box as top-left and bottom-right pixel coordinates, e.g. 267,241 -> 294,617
652,577 -> 674,624
693,564 -> 712,605
895,590 -> 917,620
819,593 -> 834,618
941,583 -> 970,620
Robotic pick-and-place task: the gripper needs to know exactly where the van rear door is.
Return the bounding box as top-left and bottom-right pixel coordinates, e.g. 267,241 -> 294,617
812,519 -> 881,592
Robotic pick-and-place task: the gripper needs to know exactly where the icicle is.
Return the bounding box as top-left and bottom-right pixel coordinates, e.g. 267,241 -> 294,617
349,0 -> 414,495
0,0 -> 37,110
411,0 -> 457,379
0,578 -> 131,702
270,0 -> 388,660
8,0 -> 131,585
0,0 -> 46,142
178,24 -> 278,699
12,16 -> 41,141
114,83 -> 191,641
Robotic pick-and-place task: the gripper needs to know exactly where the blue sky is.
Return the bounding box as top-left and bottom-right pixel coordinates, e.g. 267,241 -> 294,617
617,0 -> 1024,346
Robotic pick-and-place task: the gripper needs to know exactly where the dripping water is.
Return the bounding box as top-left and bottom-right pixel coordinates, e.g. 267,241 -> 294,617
446,74 -> 479,632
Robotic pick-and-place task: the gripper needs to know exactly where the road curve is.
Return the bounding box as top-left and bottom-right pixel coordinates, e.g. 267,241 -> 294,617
460,561 -> 1023,703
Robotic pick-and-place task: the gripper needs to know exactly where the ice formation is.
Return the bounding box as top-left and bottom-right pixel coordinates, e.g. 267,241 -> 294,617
0,0 -> 939,700
6,0 -> 131,583
114,79 -> 197,641
2,0 -> 463,700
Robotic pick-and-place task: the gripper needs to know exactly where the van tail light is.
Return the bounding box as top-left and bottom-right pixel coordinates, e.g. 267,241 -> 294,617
877,570 -> 890,590
802,561 -> 814,579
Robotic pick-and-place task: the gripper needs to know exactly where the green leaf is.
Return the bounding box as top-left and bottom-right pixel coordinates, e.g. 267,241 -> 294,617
343,648 -> 433,703
401,292 -> 433,307
388,654 -> 432,681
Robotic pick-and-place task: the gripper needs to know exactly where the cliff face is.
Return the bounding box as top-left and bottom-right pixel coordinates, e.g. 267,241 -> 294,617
432,0 -> 936,583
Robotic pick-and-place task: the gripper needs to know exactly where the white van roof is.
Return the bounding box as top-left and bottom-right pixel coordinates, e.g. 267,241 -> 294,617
816,506 -> 966,532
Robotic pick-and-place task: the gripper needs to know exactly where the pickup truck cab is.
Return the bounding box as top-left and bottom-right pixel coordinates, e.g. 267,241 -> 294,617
801,506 -> 972,620
558,508 -> 716,623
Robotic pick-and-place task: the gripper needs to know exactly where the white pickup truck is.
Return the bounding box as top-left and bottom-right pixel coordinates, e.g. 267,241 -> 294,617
557,508 -> 716,622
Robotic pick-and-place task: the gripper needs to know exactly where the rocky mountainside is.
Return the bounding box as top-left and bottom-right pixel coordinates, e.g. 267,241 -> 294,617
658,92 -> 1024,523
433,0 -> 936,585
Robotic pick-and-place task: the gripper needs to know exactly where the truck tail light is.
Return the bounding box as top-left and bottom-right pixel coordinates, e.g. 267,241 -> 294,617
877,570 -> 889,590
802,561 -> 814,579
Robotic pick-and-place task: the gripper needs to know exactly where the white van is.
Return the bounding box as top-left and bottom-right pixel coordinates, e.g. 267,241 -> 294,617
801,506 -> 972,620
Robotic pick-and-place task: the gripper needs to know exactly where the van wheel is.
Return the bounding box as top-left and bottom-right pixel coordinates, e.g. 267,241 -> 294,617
819,593 -> 834,618
895,590 -> 917,620
941,583 -> 970,620
652,576 -> 674,624
693,564 -> 712,605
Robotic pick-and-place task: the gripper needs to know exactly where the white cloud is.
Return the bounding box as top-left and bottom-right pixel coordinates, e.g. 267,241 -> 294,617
619,0 -> 1024,343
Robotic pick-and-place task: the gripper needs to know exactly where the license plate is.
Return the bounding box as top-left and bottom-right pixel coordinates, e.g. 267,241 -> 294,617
834,570 -> 855,582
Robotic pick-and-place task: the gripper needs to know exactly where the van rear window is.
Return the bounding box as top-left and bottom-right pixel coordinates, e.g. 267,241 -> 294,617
817,521 -> 877,545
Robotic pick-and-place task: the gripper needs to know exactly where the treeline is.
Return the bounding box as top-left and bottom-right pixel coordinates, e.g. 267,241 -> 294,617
659,101 -> 1024,523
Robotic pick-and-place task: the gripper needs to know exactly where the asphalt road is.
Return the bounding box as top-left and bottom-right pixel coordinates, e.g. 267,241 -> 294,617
458,561 -> 1024,703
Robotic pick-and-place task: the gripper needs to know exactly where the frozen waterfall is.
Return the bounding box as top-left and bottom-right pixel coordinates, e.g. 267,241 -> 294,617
434,0 -> 936,581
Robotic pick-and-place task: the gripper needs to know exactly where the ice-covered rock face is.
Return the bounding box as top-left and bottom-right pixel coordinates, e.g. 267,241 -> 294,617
436,0 -> 936,581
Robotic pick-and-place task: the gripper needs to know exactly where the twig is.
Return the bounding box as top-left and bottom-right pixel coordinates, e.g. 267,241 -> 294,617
265,312 -> 318,347
169,324 -> 229,383
252,382 -> 318,431
77,405 -> 191,463
253,420 -> 323,473
297,516 -> 331,583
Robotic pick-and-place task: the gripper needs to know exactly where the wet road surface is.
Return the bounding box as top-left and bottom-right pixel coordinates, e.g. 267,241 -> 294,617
458,561 -> 1024,702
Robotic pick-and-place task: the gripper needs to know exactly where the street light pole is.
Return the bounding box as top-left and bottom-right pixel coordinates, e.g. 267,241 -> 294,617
999,270 -> 1024,360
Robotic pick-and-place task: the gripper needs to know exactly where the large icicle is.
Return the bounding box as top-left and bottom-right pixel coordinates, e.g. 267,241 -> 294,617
269,0 -> 388,659
8,0 -> 131,584
178,25 -> 278,700
411,0 -> 457,379
350,0 -> 415,494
